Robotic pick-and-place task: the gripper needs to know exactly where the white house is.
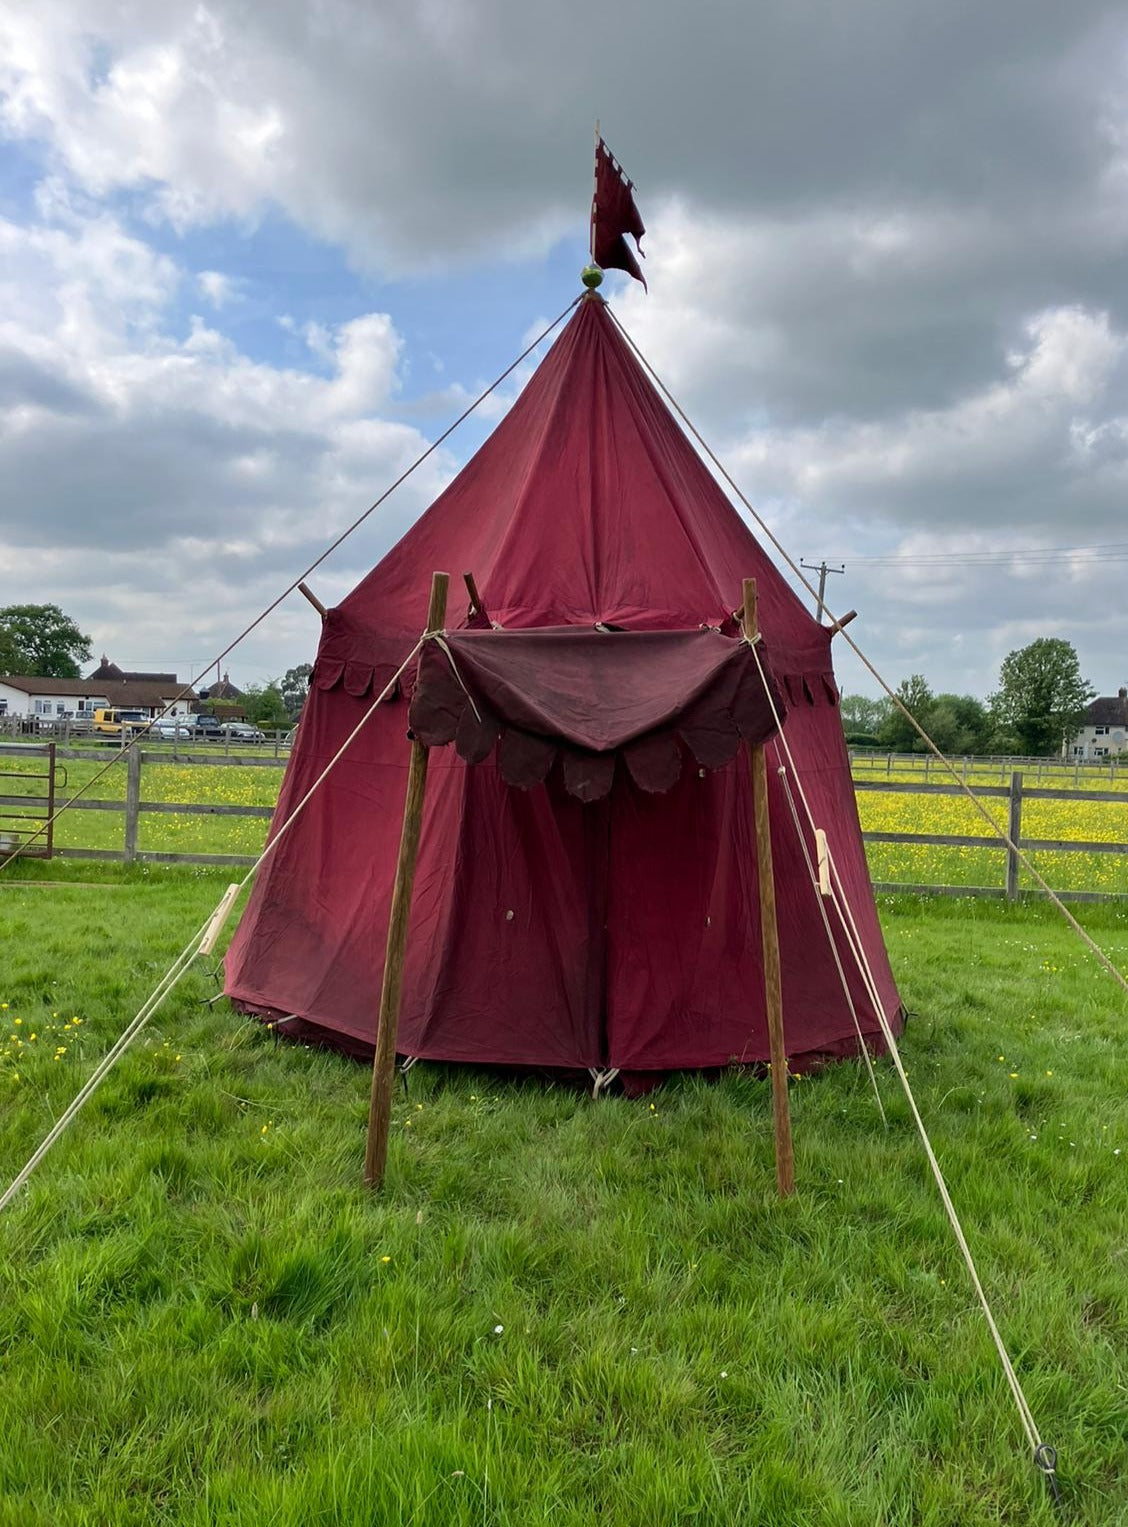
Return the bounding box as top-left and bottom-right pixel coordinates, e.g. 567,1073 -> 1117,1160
0,669 -> 198,722
1066,688 -> 1128,759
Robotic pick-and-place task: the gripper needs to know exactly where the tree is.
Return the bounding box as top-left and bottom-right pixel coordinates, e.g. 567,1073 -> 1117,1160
839,693 -> 890,736
876,674 -> 934,753
0,604 -> 92,678
928,693 -> 993,756
242,681 -> 291,730
989,638 -> 1095,756
281,663 -> 313,721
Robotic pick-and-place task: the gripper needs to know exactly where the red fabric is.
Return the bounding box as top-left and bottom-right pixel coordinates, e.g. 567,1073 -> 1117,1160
592,141 -> 647,288
224,295 -> 901,1074
407,628 -> 785,800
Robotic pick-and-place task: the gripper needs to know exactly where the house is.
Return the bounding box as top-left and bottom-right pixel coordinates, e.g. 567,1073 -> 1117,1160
1066,688 -> 1128,759
0,668 -> 198,722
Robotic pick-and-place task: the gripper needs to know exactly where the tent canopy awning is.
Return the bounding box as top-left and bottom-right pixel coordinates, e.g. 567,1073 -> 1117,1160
406,627 -> 786,801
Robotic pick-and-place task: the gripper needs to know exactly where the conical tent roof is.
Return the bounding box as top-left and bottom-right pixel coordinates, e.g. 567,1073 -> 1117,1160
225,294 -> 900,1077
320,295 -> 826,679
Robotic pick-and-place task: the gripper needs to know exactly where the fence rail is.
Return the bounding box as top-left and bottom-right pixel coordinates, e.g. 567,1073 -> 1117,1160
0,747 -> 1126,898
850,747 -> 1128,788
0,713 -> 294,757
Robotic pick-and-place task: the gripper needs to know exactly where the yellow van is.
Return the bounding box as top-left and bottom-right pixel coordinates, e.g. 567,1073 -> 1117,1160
92,708 -> 151,737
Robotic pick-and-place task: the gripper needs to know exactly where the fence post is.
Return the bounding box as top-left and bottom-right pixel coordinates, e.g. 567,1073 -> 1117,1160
1005,770 -> 1023,900
124,746 -> 142,862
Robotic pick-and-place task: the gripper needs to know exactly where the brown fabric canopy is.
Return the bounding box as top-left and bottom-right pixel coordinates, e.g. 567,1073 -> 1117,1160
408,628 -> 786,802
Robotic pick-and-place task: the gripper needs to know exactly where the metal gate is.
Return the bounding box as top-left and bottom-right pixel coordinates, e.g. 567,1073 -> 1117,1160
0,742 -> 61,860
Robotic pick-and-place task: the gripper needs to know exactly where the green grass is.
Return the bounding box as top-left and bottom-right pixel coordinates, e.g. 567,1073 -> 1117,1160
0,866 -> 1127,1522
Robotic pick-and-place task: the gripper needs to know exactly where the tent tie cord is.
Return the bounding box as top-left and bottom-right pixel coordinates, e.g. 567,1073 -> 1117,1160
771,757 -> 887,1127
0,296 -> 581,880
743,631 -> 1052,1487
606,303 -> 1128,1007
589,1067 -> 620,1098
398,1056 -> 420,1097
0,636 -> 425,1217
424,630 -> 484,723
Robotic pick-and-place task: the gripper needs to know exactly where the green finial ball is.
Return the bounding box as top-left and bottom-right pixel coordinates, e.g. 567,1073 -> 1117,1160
581,264 -> 604,289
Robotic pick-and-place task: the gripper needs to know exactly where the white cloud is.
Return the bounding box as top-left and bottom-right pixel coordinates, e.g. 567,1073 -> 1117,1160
196,270 -> 237,307
0,199 -> 454,683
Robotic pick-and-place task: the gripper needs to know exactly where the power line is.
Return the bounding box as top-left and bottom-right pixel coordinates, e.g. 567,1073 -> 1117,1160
824,540 -> 1128,567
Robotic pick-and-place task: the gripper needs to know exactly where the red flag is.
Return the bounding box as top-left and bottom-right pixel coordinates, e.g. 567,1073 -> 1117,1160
591,139 -> 647,289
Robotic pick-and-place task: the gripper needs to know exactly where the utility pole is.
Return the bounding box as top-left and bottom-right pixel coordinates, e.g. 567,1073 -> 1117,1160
800,559 -> 845,621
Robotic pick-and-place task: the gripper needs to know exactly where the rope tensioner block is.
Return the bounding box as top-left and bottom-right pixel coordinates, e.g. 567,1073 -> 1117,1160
198,883 -> 242,957
815,828 -> 830,897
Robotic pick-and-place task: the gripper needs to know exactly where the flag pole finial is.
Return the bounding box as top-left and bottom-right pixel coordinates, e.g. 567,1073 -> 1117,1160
580,263 -> 603,290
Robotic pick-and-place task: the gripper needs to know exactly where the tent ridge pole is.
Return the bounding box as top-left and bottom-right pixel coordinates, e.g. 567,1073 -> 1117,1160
742,577 -> 795,1197
364,570 -> 450,1189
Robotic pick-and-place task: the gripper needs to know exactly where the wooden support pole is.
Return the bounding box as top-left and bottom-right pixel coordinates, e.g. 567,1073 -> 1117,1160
463,571 -> 484,618
828,609 -> 857,634
364,571 -> 449,1189
742,577 -> 795,1198
297,582 -> 327,619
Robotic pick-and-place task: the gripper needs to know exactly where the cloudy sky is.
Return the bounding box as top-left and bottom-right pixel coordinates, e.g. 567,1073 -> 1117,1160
3,1 -> 1128,701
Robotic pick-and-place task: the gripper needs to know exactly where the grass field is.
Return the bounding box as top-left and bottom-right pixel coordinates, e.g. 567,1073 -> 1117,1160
1,864 -> 1127,1523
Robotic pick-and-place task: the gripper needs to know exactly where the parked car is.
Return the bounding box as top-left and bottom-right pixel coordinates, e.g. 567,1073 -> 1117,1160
186,713 -> 224,736
218,721 -> 266,743
150,717 -> 193,740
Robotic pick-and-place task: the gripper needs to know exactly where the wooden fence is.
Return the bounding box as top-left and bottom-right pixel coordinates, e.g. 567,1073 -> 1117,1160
850,748 -> 1128,788
0,714 -> 293,756
0,746 -> 285,869
2,748 -> 1128,900
857,771 -> 1128,903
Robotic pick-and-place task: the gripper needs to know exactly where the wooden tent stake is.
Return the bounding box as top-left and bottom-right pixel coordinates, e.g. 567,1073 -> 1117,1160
742,577 -> 795,1197
364,570 -> 450,1189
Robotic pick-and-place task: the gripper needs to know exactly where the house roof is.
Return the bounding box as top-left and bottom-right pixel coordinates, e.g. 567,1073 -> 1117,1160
0,675 -> 197,708
1083,692 -> 1128,727
204,671 -> 244,699
88,656 -> 177,684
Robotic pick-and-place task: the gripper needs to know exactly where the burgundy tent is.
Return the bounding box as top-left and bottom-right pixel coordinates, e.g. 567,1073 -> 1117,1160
225,293 -> 901,1080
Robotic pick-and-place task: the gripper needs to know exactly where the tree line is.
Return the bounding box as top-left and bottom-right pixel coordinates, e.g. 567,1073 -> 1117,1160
840,637 -> 1097,757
